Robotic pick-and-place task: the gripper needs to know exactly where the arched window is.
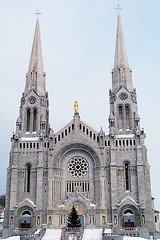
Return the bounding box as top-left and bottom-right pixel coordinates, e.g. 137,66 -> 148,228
26,164 -> 31,192
114,215 -> 117,225
124,209 -> 133,215
10,217 -> 13,226
142,215 -> 145,224
49,216 -> 52,225
125,162 -> 130,191
118,105 -> 123,129
33,108 -> 37,132
26,109 -> 31,132
37,216 -> 40,225
102,216 -> 106,224
123,209 -> 135,228
22,211 -> 31,216
155,215 -> 157,223
125,105 -> 130,129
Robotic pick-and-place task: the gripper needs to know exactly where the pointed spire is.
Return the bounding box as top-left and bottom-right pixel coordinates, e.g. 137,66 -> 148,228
112,15 -> 133,93
114,15 -> 129,68
25,19 -> 46,96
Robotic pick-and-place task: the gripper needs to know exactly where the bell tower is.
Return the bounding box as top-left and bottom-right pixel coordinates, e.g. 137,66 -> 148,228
16,19 -> 49,139
109,15 -> 140,137
109,15 -> 155,234
3,19 -> 52,235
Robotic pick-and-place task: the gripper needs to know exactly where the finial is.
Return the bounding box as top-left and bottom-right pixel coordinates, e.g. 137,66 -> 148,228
116,5 -> 122,15
35,10 -> 42,20
74,101 -> 78,113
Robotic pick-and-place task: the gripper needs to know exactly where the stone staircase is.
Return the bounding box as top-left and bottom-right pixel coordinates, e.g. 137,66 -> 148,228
19,229 -> 46,240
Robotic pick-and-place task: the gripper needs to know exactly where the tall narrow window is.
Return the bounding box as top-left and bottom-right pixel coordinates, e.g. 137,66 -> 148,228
26,109 -> 30,132
10,217 -> 13,226
125,162 -> 130,191
37,216 -> 40,225
102,216 -> 106,224
26,164 -> 31,192
119,105 -> 123,129
49,216 -> 52,225
33,109 -> 37,132
125,105 -> 130,129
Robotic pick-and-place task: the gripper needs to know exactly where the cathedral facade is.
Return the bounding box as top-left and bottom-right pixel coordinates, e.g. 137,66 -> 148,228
3,15 -> 159,238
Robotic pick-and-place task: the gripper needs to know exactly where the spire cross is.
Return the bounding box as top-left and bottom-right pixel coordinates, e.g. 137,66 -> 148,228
116,5 -> 122,15
35,10 -> 42,20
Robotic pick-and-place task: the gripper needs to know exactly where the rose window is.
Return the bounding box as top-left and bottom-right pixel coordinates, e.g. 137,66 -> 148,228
29,97 -> 36,104
119,93 -> 128,101
68,157 -> 88,177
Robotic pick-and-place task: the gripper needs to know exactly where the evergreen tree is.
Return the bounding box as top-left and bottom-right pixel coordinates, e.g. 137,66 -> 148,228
67,205 -> 81,228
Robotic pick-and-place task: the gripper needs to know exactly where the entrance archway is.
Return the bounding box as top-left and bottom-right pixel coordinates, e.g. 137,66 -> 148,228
20,210 -> 31,228
79,215 -> 84,228
72,203 -> 84,227
123,209 -> 135,228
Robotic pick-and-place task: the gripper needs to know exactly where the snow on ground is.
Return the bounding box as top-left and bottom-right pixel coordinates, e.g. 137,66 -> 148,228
1,237 -> 20,240
82,229 -> 102,240
123,237 -> 147,240
34,229 -> 41,234
103,229 -> 112,234
42,229 -> 61,240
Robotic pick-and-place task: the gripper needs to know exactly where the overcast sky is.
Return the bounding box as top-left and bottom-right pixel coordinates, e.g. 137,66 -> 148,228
0,0 -> 160,211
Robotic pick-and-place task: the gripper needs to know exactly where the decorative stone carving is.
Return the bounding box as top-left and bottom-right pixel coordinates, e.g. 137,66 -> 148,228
68,156 -> 88,177
119,92 -> 128,101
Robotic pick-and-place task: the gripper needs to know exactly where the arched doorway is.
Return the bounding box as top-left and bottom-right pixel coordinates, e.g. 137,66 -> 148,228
20,210 -> 31,229
123,209 -> 135,228
73,203 -> 84,227
79,215 -> 84,228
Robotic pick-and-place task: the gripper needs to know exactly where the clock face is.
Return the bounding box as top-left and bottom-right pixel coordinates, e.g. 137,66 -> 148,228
68,156 -> 89,177
29,97 -> 36,104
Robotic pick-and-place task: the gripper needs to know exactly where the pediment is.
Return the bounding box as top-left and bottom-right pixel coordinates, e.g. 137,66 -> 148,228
115,85 -> 132,95
54,115 -> 106,148
117,196 -> 139,209
16,198 -> 36,209
64,191 -> 95,210
24,89 -> 39,98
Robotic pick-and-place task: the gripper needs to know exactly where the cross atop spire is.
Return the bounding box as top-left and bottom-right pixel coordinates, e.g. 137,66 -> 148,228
116,4 -> 122,15
35,10 -> 42,20
25,19 -> 46,96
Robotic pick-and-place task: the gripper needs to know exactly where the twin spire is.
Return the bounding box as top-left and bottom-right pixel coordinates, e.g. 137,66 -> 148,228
112,15 -> 133,93
25,19 -> 46,96
24,14 -> 133,97
114,15 -> 129,69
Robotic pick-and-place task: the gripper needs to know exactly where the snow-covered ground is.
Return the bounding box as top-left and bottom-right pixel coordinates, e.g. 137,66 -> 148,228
42,229 -> 61,240
0,237 -> 20,240
123,238 -> 149,240
82,229 -> 103,240
1,229 -> 159,240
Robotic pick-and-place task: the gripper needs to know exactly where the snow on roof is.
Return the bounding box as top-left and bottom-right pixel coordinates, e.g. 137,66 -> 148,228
115,134 -> 134,139
20,137 -> 39,141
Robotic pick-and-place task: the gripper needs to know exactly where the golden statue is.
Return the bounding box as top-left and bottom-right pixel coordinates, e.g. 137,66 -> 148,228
74,101 -> 78,113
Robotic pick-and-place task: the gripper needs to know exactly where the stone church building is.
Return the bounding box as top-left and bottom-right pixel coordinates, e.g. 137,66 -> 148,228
3,15 -> 159,238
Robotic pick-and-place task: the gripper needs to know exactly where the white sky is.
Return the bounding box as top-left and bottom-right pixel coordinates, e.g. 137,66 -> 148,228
0,0 -> 160,211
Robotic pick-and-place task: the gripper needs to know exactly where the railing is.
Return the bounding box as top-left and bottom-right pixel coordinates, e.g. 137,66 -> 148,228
11,228 -> 46,240
102,227 -> 140,240
61,227 -> 84,240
